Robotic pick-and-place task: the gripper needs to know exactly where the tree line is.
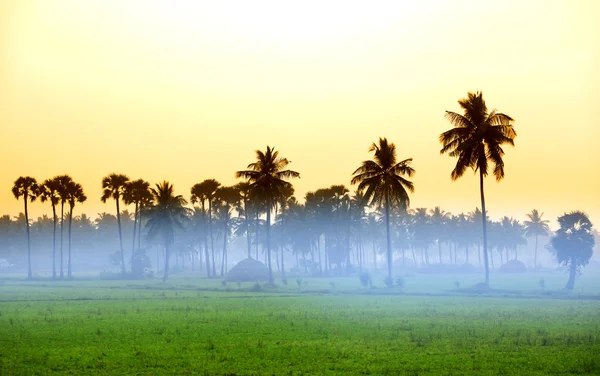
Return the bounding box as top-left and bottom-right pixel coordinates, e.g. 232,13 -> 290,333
5,92 -> 596,288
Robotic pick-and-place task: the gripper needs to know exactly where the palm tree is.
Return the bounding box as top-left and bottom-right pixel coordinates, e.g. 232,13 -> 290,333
144,181 -> 190,282
351,137 -> 415,283
236,146 -> 300,283
214,186 -> 240,276
55,175 -> 74,278
123,179 -> 151,257
440,91 -> 516,285
12,176 -> 39,279
101,173 -> 130,274
39,177 -> 61,279
524,209 -> 551,267
64,180 -> 86,278
236,182 -> 253,259
549,211 -> 595,290
429,207 -> 449,264
190,179 -> 220,277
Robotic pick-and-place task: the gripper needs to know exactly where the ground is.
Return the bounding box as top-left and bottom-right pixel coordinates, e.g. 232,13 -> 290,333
0,272 -> 599,375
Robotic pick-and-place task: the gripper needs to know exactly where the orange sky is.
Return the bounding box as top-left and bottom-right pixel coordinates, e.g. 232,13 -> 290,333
1,0 -> 599,228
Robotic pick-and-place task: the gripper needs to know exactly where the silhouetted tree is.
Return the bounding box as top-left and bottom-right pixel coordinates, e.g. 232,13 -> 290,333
64,180 -> 86,278
236,182 -> 253,259
524,209 -> 550,267
12,176 -> 39,279
145,181 -> 189,282
101,173 -> 130,274
352,137 -> 415,283
214,185 -> 240,276
440,91 -> 516,285
123,179 -> 151,258
190,179 -> 220,277
39,177 -> 61,279
236,146 -> 300,283
549,211 -> 594,290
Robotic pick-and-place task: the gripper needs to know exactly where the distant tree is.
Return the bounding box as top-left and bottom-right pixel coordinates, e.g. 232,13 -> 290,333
236,182 -> 253,259
236,146 -> 300,283
549,211 -> 595,290
145,181 -> 190,282
39,177 -> 61,279
11,176 -> 39,279
101,173 -> 130,274
214,186 -> 240,276
123,179 -> 151,257
55,175 -> 74,278
190,179 -> 220,277
524,209 -> 551,267
351,137 -> 415,283
64,180 -> 87,278
429,207 -> 449,264
440,91 -> 516,285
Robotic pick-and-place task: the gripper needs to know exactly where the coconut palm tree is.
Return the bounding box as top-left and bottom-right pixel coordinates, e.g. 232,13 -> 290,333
429,207 -> 449,264
439,91 -> 516,285
549,211 -> 595,290
351,137 -> 415,283
524,209 -> 551,267
144,181 -> 190,282
123,179 -> 151,258
101,173 -> 130,274
235,146 -> 300,283
55,175 -> 74,278
190,179 -> 220,277
39,177 -> 61,279
64,180 -> 86,278
236,182 -> 253,259
12,176 -> 39,279
214,185 -> 240,276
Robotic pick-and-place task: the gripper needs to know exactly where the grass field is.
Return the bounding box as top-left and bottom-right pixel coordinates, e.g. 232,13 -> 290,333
1,273 -> 600,375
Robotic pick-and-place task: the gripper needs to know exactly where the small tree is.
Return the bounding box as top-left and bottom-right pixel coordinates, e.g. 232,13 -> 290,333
549,211 -> 595,290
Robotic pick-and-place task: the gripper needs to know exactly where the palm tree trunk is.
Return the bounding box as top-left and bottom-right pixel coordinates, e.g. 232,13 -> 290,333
132,201 -> 139,255
534,234 -> 539,267
220,208 -> 228,277
255,209 -> 259,260
479,169 -> 490,285
201,201 -> 210,277
266,200 -> 273,283
116,199 -> 125,274
438,241 -> 442,264
281,246 -> 285,279
384,191 -> 392,282
245,200 -> 251,259
209,200 -> 216,277
163,244 -> 170,282
565,259 -> 576,290
60,201 -> 65,279
52,203 -> 57,279
317,236 -> 322,274
138,203 -> 143,249
465,245 -> 469,264
24,197 -> 32,280
67,206 -> 73,278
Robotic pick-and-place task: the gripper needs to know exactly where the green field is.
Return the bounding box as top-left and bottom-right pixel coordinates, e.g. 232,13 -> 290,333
1,275 -> 600,375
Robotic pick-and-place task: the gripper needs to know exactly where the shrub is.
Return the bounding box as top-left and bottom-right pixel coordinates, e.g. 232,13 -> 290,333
329,281 -> 336,288
221,280 -> 227,287
395,276 -> 405,288
281,277 -> 288,286
499,260 -> 527,273
359,272 -> 371,288
296,278 -> 303,287
384,275 -> 394,288
130,248 -> 152,279
249,282 -> 262,292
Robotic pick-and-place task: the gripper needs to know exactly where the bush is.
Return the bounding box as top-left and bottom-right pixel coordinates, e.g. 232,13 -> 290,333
395,276 -> 405,288
359,272 -> 371,288
281,277 -> 288,286
249,282 -> 262,292
329,281 -> 336,288
384,275 -> 394,288
130,248 -> 152,279
418,263 -> 477,274
225,258 -> 269,282
296,278 -> 303,287
499,260 -> 527,273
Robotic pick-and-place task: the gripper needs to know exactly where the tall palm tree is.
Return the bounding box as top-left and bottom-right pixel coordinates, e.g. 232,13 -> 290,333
101,173 -> 130,274
351,137 -> 415,283
55,175 -> 73,279
123,179 -> 151,257
524,209 -> 551,267
12,176 -> 39,279
550,211 -> 595,290
236,146 -> 300,283
190,183 -> 210,277
64,180 -> 86,278
145,181 -> 189,282
236,182 -> 253,259
429,206 -> 449,264
39,177 -> 61,279
190,179 -> 220,277
214,186 -> 240,276
440,91 -> 516,285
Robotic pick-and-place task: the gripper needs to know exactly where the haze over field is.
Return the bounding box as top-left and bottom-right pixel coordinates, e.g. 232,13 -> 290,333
1,0 -> 599,226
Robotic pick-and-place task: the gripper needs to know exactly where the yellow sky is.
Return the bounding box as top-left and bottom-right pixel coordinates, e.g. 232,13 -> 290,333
1,0 -> 599,227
